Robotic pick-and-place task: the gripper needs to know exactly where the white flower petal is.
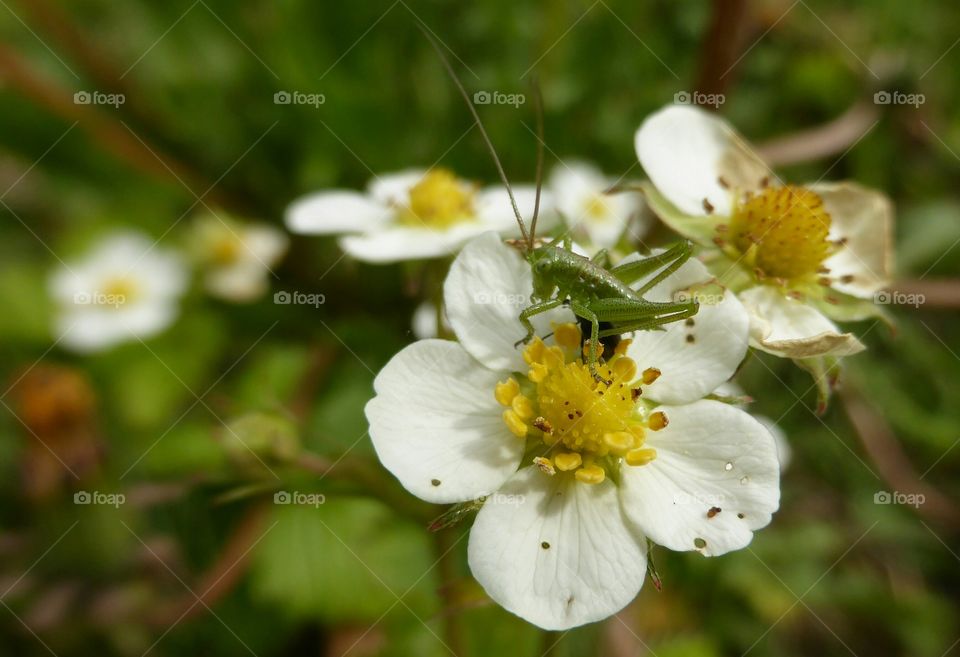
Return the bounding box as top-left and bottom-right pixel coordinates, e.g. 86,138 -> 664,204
739,285 -> 865,358
365,339 -> 523,504
621,254 -> 749,404
468,466 -> 647,630
205,264 -> 268,302
284,191 -> 391,235
635,104 -> 768,217
475,185 -> 556,235
339,223 -> 494,263
243,224 -> 289,267
550,162 -> 642,247
367,169 -> 427,205
620,399 -> 780,556
813,182 -> 894,298
444,232 -> 573,372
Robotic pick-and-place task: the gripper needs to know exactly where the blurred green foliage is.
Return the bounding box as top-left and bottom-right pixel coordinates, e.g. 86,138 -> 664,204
1,1 -> 959,656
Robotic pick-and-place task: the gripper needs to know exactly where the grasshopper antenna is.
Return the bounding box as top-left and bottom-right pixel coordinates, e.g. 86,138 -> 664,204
529,74 -> 545,249
416,22 -> 530,247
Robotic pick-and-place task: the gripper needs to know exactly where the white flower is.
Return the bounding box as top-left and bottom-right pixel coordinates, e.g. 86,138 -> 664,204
190,213 -> 288,302
365,232 -> 780,629
635,104 -> 893,360
285,168 -> 553,263
49,232 -> 187,352
549,161 -> 648,248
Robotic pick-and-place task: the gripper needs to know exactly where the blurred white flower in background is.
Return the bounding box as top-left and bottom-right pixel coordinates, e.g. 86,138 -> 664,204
285,167 -> 553,263
549,161 -> 648,248
190,213 -> 288,303
49,232 -> 187,352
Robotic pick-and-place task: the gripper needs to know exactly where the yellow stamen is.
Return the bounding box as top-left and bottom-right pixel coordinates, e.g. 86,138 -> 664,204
503,410 -> 527,438
625,447 -> 657,466
603,431 -> 635,453
648,411 -> 669,431
511,394 -> 534,420
553,322 -> 582,350
614,338 -> 632,357
554,452 -> 583,471
494,378 -> 520,406
612,356 -> 638,382
641,367 -> 661,385
575,464 -> 606,484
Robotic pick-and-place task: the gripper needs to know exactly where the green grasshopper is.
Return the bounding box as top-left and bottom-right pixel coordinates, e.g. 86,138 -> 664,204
421,27 -> 699,379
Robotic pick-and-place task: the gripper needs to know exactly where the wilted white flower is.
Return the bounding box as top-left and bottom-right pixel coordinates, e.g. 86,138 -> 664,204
49,232 -> 187,352
365,232 -> 780,629
285,168 -> 553,263
635,104 -> 893,361
549,161 -> 648,248
190,213 -> 288,302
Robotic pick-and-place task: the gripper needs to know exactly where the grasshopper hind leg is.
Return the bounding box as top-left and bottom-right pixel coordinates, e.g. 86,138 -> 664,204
569,300 -> 610,384
578,317 -> 620,360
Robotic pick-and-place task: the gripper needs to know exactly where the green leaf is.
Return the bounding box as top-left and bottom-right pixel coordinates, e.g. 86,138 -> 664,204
251,496 -> 438,622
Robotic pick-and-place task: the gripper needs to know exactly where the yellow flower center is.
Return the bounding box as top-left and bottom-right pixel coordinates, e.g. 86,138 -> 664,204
100,276 -> 138,307
728,185 -> 832,280
495,323 -> 666,485
396,169 -> 475,228
211,234 -> 243,265
582,194 -> 612,221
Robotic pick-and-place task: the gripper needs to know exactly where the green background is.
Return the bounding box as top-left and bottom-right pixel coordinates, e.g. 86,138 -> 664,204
1,1 -> 958,656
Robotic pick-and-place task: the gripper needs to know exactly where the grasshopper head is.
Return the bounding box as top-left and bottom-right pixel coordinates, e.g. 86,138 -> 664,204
527,246 -> 561,301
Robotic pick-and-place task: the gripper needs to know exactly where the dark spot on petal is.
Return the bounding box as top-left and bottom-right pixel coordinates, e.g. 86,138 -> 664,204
694,537 -> 707,549
707,506 -> 721,518
685,318 -> 695,327
431,479 -> 441,486
737,513 -> 745,519
541,541 -> 550,549
685,335 -> 695,344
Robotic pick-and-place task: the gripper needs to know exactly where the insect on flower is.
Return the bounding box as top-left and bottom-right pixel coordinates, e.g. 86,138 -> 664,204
420,28 -> 701,380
